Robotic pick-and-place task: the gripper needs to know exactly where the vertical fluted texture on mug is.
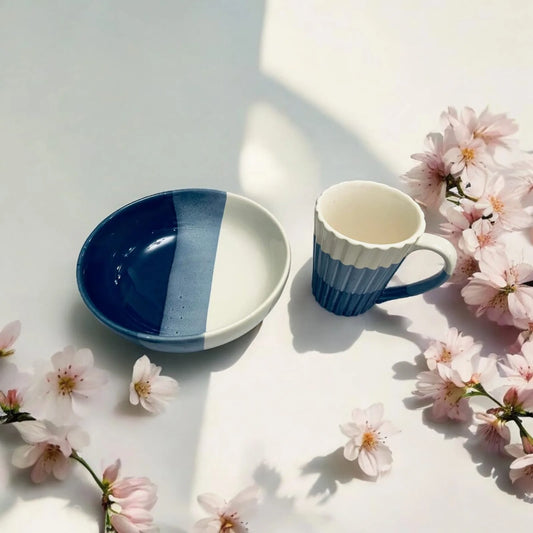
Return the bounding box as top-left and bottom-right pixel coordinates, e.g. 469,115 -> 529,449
312,235 -> 405,316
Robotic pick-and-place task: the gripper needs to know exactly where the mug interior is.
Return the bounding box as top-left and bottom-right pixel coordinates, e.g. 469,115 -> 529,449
317,181 -> 424,245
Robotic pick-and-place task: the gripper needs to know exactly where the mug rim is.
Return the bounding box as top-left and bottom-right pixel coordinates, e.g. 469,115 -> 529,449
315,180 -> 426,249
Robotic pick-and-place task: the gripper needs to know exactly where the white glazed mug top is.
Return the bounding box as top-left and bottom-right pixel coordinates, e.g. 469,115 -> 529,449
316,180 -> 425,247
312,180 -> 457,315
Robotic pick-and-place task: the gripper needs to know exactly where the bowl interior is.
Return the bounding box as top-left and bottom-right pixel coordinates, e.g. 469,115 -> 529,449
77,190 -> 289,345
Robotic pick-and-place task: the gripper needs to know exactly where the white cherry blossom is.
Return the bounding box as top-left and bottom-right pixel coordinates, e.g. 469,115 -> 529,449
129,355 -> 178,414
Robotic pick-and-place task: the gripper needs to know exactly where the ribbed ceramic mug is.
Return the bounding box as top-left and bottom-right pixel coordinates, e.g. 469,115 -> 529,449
312,180 -> 457,316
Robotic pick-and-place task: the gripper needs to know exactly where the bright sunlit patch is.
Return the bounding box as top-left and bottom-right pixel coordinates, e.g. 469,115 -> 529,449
239,101 -> 319,206
0,497 -> 98,533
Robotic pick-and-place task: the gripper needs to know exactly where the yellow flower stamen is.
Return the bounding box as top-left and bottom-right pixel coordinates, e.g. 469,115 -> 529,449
134,380 -> 151,398
489,195 -> 504,215
361,431 -> 377,450
58,375 -> 76,395
440,348 -> 452,363
461,147 -> 475,162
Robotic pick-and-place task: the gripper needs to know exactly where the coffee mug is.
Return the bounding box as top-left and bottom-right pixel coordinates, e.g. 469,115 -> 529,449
312,180 -> 457,316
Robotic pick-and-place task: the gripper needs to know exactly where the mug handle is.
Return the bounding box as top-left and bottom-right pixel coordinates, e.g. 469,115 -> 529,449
376,234 -> 457,303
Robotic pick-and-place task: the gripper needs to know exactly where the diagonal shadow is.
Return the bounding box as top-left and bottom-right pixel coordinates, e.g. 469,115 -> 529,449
0,2 -> 399,530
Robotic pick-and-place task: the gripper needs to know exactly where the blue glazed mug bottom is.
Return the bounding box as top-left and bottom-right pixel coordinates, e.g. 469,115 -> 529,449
312,272 -> 382,316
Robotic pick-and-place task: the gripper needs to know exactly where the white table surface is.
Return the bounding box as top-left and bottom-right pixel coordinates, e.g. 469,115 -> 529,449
1,2 -> 532,532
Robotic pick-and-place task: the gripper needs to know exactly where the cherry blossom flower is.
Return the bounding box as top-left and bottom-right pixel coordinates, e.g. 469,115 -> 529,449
29,346 -> 108,422
458,218 -> 504,260
499,342 -> 533,389
415,364 -> 471,421
442,106 -> 518,154
449,248 -> 479,285
474,412 -> 510,454
193,486 -> 260,533
440,201 -> 483,245
0,320 -> 21,357
502,386 -> 533,412
11,420 -> 89,483
443,122 -> 489,194
505,443 -> 533,494
402,132 -> 451,208
423,327 -> 481,370
0,362 -> 31,414
461,250 -> 533,327
507,155 -> 533,201
454,353 -> 498,390
102,458 -> 158,533
508,327 -> 533,354
129,355 -> 178,414
339,402 -> 399,478
475,175 -> 532,231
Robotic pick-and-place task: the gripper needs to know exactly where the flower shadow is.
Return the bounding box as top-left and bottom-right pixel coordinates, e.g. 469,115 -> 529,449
300,447 -> 362,504
421,408 -> 473,440
391,353 -> 427,381
422,283 -> 517,355
251,463 -> 328,532
462,437 -> 533,502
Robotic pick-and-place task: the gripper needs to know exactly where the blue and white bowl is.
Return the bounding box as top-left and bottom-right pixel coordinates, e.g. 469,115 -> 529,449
77,189 -> 291,352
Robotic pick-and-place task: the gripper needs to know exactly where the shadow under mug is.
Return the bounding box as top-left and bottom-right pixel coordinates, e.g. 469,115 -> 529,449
312,180 -> 457,316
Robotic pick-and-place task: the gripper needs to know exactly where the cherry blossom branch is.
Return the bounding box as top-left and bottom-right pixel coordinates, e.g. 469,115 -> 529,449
1,407 -> 108,493
444,173 -> 479,202
0,411 -> 35,423
467,383 -> 503,407
466,383 -> 533,445
70,451 -> 107,492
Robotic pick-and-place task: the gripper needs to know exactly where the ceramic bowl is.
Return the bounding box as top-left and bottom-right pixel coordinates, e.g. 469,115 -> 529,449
76,189 -> 291,352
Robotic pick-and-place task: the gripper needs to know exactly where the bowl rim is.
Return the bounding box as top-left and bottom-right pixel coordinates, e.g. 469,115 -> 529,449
76,188 -> 291,347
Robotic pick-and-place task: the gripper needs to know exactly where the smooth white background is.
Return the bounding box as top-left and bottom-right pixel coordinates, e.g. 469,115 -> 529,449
0,1 -> 532,532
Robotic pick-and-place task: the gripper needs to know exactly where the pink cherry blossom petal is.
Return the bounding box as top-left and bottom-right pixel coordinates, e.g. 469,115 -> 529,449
197,493 -> 227,515
506,443 -> 525,459
72,347 -> 94,367
194,486 -> 259,533
129,355 -> 178,414
192,517 -> 220,533
14,420 -> 51,444
103,459 -> 121,484
365,403 -> 385,426
110,514 -> 144,533
343,439 -> 360,461
132,355 -> 151,383
339,422 -> 359,438
0,320 -> 21,352
52,455 -> 71,480
31,346 -> 107,422
358,447 -> 379,477
230,485 -> 260,510
104,460 -> 158,531
12,444 -> 44,469
12,420 -> 89,483
31,455 -> 51,484
340,403 -> 398,478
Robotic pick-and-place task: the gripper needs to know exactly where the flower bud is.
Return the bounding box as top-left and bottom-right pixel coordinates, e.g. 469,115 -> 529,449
0,389 -> 21,412
503,387 -> 519,407
521,434 -> 533,454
